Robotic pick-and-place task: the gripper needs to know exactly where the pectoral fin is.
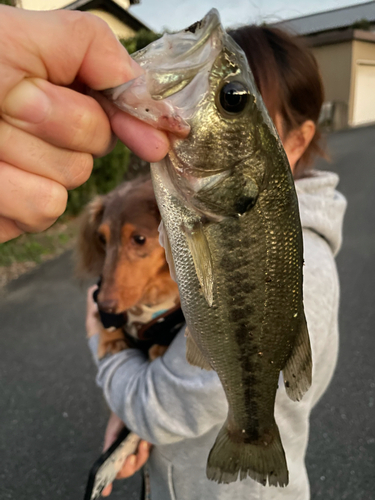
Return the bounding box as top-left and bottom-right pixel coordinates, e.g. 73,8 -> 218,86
185,327 -> 212,370
283,311 -> 312,402
181,222 -> 213,306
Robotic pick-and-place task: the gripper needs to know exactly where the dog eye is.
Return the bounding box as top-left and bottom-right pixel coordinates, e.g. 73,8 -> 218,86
98,233 -> 106,245
133,235 -> 146,245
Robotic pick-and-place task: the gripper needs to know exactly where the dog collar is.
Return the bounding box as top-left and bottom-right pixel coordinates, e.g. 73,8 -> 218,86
92,279 -> 185,354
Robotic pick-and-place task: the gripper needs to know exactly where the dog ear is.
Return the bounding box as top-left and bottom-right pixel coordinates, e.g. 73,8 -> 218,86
147,199 -> 161,224
75,196 -> 105,278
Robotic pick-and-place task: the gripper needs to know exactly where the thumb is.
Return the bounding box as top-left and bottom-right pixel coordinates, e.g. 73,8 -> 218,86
0,7 -> 143,104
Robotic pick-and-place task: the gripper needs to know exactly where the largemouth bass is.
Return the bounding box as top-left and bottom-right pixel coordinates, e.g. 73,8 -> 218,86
105,9 -> 312,488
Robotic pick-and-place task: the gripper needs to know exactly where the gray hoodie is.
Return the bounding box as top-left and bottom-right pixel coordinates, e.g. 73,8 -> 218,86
89,170 -> 346,500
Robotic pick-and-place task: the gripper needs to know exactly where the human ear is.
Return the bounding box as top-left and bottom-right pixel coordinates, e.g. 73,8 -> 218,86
283,120 -> 315,173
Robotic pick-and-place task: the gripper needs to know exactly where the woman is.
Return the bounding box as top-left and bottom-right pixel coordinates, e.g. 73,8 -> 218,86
86,25 -> 346,500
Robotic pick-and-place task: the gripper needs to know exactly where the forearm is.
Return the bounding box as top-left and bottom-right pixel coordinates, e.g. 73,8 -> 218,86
88,332 -> 227,446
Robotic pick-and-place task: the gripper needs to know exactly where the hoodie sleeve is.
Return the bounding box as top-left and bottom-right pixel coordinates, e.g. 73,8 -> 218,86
88,329 -> 228,446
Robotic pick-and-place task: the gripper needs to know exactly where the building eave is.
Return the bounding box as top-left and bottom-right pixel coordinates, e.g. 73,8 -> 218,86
271,1 -> 375,37
64,0 -> 149,32
306,28 -> 375,48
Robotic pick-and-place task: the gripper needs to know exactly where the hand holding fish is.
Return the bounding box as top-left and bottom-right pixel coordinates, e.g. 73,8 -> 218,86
0,6 -> 170,244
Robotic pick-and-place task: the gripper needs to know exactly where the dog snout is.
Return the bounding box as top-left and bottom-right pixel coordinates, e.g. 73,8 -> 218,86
98,299 -> 119,314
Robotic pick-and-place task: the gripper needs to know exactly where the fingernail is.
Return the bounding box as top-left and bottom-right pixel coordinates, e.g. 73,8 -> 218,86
141,441 -> 149,451
129,58 -> 145,79
129,455 -> 136,466
2,78 -> 50,123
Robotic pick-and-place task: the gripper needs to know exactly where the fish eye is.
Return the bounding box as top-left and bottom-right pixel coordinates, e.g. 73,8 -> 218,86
219,81 -> 249,115
133,234 -> 146,245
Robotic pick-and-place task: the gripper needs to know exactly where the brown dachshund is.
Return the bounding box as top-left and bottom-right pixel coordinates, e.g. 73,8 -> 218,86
76,176 -> 179,359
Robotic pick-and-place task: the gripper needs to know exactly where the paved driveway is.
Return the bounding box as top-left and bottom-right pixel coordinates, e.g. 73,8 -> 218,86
1,125 -> 374,499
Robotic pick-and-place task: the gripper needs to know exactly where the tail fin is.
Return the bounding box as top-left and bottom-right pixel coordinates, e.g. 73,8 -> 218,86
206,421 -> 288,487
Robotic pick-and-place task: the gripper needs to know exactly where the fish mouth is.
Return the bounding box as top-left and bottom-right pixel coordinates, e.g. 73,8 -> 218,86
103,9 -> 224,137
178,9 -> 221,61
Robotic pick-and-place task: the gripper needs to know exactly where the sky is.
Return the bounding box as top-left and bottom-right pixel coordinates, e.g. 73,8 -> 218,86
128,0 -> 371,32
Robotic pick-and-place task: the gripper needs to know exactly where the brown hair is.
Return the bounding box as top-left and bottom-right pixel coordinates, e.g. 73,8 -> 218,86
229,25 -> 325,177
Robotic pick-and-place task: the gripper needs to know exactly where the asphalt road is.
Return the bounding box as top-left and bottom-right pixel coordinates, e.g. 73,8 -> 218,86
1,125 -> 374,500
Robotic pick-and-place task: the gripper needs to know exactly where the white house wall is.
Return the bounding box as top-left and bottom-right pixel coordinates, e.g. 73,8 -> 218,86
21,0 -> 70,9
20,0 -> 131,9
87,9 -> 136,39
350,40 -> 375,126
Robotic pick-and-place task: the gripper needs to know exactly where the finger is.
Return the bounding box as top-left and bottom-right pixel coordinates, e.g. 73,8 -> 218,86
0,216 -> 23,244
0,8 -> 143,103
92,91 -> 170,163
101,483 -> 113,497
117,441 -> 150,479
111,111 -> 170,163
117,454 -> 137,479
0,162 -> 67,233
86,286 -> 100,338
87,285 -> 99,305
1,78 -> 113,157
135,441 -> 151,469
0,119 -> 93,190
86,286 -> 99,314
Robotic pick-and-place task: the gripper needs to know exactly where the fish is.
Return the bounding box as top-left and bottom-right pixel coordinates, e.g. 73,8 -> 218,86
104,9 -> 312,488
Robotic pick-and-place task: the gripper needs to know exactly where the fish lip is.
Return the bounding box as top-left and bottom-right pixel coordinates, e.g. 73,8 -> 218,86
103,9 -> 225,137
180,9 -> 222,60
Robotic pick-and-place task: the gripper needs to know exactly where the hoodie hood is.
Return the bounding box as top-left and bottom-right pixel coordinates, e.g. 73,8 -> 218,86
295,170 -> 347,256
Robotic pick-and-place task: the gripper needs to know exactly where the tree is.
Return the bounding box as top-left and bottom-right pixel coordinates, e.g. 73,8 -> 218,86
120,29 -> 162,55
352,18 -> 372,31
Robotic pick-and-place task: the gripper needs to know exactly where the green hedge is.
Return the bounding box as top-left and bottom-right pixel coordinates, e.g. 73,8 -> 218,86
64,30 -> 162,216
66,141 -> 131,215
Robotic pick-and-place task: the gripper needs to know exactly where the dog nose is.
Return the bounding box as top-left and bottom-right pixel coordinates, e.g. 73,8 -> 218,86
98,299 -> 118,314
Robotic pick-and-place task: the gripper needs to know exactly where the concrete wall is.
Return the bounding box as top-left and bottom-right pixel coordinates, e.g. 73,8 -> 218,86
311,42 -> 352,108
311,42 -> 353,129
311,38 -> 375,128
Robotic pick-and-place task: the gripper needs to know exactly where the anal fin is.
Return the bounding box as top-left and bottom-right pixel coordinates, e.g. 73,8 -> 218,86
185,327 -> 212,371
283,310 -> 312,402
